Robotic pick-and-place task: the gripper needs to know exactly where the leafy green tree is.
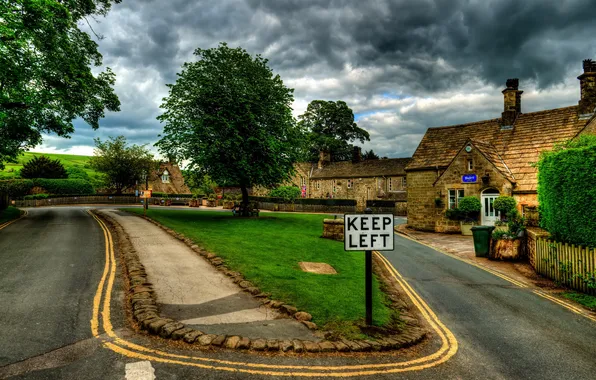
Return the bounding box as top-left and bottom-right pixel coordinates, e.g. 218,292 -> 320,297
299,100 -> 370,162
156,43 -> 304,214
20,155 -> 67,179
90,136 -> 155,195
363,149 -> 379,160
269,186 -> 300,203
0,0 -> 121,169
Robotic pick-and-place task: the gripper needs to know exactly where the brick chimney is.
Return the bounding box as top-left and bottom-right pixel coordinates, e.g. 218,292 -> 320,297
578,59 -> 596,116
318,151 -> 330,169
352,146 -> 362,164
501,78 -> 523,127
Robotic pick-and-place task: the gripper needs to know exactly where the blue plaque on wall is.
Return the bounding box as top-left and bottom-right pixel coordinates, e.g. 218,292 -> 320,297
462,174 -> 477,183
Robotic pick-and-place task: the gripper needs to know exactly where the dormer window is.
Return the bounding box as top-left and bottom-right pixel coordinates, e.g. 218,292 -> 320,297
161,169 -> 170,183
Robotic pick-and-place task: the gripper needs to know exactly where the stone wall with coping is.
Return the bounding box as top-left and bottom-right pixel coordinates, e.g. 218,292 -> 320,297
526,227 -> 550,269
322,218 -> 344,241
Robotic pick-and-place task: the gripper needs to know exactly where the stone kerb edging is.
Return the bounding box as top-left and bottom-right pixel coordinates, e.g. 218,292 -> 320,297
95,209 -> 427,354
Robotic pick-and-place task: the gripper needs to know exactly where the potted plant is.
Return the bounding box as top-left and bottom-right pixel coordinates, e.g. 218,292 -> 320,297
493,196 -> 517,231
189,194 -> 199,207
490,211 -> 526,260
222,194 -> 235,209
207,194 -> 216,207
457,196 -> 482,236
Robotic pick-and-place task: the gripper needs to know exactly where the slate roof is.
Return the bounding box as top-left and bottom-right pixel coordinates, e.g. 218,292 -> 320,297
407,106 -> 593,192
309,158 -> 410,179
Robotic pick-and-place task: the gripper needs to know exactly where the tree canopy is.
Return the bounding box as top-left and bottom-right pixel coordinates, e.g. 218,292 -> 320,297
156,43 -> 303,211
0,0 -> 121,169
363,149 -> 379,160
89,136 -> 155,195
20,155 -> 67,179
298,100 -> 370,162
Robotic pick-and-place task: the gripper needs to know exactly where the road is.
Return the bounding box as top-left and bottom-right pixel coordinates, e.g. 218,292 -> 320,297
0,207 -> 595,379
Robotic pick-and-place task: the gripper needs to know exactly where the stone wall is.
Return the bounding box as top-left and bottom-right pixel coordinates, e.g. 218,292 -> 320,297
322,218 -> 344,241
309,176 -> 406,208
526,227 -> 550,269
406,170 -> 441,231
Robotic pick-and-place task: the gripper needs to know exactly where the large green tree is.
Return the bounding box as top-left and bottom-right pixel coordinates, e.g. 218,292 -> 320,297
89,136 -> 154,195
299,100 -> 370,162
156,43 -> 304,214
0,0 -> 121,169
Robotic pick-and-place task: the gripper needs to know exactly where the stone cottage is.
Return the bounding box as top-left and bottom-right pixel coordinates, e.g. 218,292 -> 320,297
285,148 -> 410,208
141,162 -> 191,194
407,59 -> 596,232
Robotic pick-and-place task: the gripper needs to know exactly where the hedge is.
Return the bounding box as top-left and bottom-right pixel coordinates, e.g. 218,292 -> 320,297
537,135 -> 596,247
366,200 -> 398,208
0,179 -> 94,196
249,196 -> 357,206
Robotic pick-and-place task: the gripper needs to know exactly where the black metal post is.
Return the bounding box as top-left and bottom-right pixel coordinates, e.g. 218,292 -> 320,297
364,207 -> 373,326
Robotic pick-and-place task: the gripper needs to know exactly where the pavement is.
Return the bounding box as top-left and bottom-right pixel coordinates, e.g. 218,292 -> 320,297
2,206 -> 596,380
99,208 -> 316,340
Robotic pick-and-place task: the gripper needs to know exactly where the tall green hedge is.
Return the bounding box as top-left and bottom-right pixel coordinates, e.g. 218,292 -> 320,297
537,135 -> 596,247
0,179 -> 94,196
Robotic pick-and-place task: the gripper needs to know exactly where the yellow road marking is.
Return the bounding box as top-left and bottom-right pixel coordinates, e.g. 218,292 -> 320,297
533,290 -> 596,322
89,210 -> 459,376
89,210 -> 111,337
0,209 -> 27,231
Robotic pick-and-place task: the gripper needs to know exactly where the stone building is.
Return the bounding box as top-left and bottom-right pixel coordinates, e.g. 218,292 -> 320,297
141,162 -> 191,194
283,148 -> 410,208
407,59 -> 596,232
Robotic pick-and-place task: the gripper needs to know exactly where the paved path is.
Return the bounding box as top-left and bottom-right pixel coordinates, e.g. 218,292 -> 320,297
100,209 -> 315,340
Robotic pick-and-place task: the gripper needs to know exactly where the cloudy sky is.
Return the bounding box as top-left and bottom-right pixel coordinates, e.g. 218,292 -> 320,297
34,0 -> 596,159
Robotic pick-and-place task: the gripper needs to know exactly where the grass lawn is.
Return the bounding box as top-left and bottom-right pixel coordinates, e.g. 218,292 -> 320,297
124,208 -> 394,332
0,207 -> 22,224
562,291 -> 596,311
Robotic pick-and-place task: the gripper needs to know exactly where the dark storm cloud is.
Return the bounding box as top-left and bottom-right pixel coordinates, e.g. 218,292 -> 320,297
39,0 -> 596,158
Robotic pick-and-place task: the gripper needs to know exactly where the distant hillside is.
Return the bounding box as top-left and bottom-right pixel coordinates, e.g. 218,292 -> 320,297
0,152 -> 103,186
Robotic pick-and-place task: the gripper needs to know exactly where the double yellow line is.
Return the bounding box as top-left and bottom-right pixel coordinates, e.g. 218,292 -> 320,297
0,210 -> 27,231
88,210 -> 459,377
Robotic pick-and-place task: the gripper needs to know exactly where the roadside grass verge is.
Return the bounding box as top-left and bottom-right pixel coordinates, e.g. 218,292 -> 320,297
124,208 -> 394,333
562,291 -> 596,311
0,207 -> 22,224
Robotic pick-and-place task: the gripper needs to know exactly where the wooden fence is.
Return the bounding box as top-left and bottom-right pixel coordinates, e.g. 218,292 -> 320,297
16,195 -> 145,207
535,238 -> 596,295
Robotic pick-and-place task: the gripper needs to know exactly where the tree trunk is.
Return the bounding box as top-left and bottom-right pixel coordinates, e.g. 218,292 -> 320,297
241,185 -> 249,217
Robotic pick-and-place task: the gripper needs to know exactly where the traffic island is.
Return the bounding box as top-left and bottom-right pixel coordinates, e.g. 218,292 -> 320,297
94,209 -> 427,353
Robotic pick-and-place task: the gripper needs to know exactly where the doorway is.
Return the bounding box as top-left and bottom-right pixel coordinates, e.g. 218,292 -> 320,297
481,188 -> 500,226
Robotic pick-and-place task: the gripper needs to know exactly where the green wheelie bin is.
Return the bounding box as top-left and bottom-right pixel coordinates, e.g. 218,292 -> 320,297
471,225 -> 495,257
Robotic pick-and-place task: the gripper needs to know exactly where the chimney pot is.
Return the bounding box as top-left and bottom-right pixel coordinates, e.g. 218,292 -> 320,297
501,78 -> 523,126
578,59 -> 596,115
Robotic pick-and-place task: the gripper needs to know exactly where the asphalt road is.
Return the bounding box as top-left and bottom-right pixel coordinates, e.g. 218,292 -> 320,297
1,207 -> 595,380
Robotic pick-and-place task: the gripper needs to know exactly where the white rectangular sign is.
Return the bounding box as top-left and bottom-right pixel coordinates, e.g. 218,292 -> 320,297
344,214 -> 394,251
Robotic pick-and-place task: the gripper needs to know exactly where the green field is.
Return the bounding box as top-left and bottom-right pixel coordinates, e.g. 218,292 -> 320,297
0,152 -> 103,186
124,209 -> 398,337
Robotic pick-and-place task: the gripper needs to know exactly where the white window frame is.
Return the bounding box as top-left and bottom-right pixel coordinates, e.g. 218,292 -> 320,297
316,181 -> 320,190
448,189 -> 464,209
347,179 -> 353,189
402,177 -> 407,188
161,170 -> 170,183
388,177 -> 393,191
332,180 -> 337,193
300,176 -> 306,187
467,159 -> 474,171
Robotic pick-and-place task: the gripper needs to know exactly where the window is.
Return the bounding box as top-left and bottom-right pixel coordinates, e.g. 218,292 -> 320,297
316,181 -> 320,190
161,169 -> 170,183
402,177 -> 407,188
467,159 -> 474,171
448,189 -> 464,209
300,176 -> 306,187
347,179 -> 353,189
388,177 -> 393,191
332,180 -> 337,192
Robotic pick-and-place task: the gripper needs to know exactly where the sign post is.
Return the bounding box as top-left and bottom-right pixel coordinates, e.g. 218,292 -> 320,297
141,189 -> 152,216
344,208 -> 394,326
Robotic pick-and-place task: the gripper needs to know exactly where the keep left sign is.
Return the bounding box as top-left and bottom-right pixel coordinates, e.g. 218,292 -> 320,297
344,214 -> 394,251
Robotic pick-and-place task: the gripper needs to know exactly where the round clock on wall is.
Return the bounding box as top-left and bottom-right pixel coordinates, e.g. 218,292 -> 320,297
465,145 -> 472,153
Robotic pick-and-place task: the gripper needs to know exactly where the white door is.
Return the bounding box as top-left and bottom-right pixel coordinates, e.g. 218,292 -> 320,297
481,190 -> 500,226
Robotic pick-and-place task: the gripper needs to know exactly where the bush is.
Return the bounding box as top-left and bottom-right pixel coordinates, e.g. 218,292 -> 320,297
32,179 -> 94,195
537,135 -> 596,246
0,179 -> 34,197
493,196 -> 517,216
457,196 -> 482,221
20,156 -> 68,179
445,208 -> 463,221
249,196 -> 356,207
24,194 -> 49,200
268,186 -> 301,203
66,166 -> 90,181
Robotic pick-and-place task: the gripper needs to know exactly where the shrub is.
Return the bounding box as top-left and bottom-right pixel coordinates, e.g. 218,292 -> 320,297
0,179 -> 34,196
32,179 -> 94,195
537,135 -> 596,247
493,196 -> 517,217
66,166 -> 90,181
492,229 -> 513,240
445,208 -> 463,221
268,186 -> 301,203
20,156 -> 68,179
458,196 -> 482,221
24,194 -> 49,200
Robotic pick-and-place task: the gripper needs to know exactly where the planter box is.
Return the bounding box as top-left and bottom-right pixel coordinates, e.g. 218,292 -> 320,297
222,201 -> 235,209
207,200 -> 216,207
189,199 -> 199,207
491,239 -> 522,260
460,222 -> 476,236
